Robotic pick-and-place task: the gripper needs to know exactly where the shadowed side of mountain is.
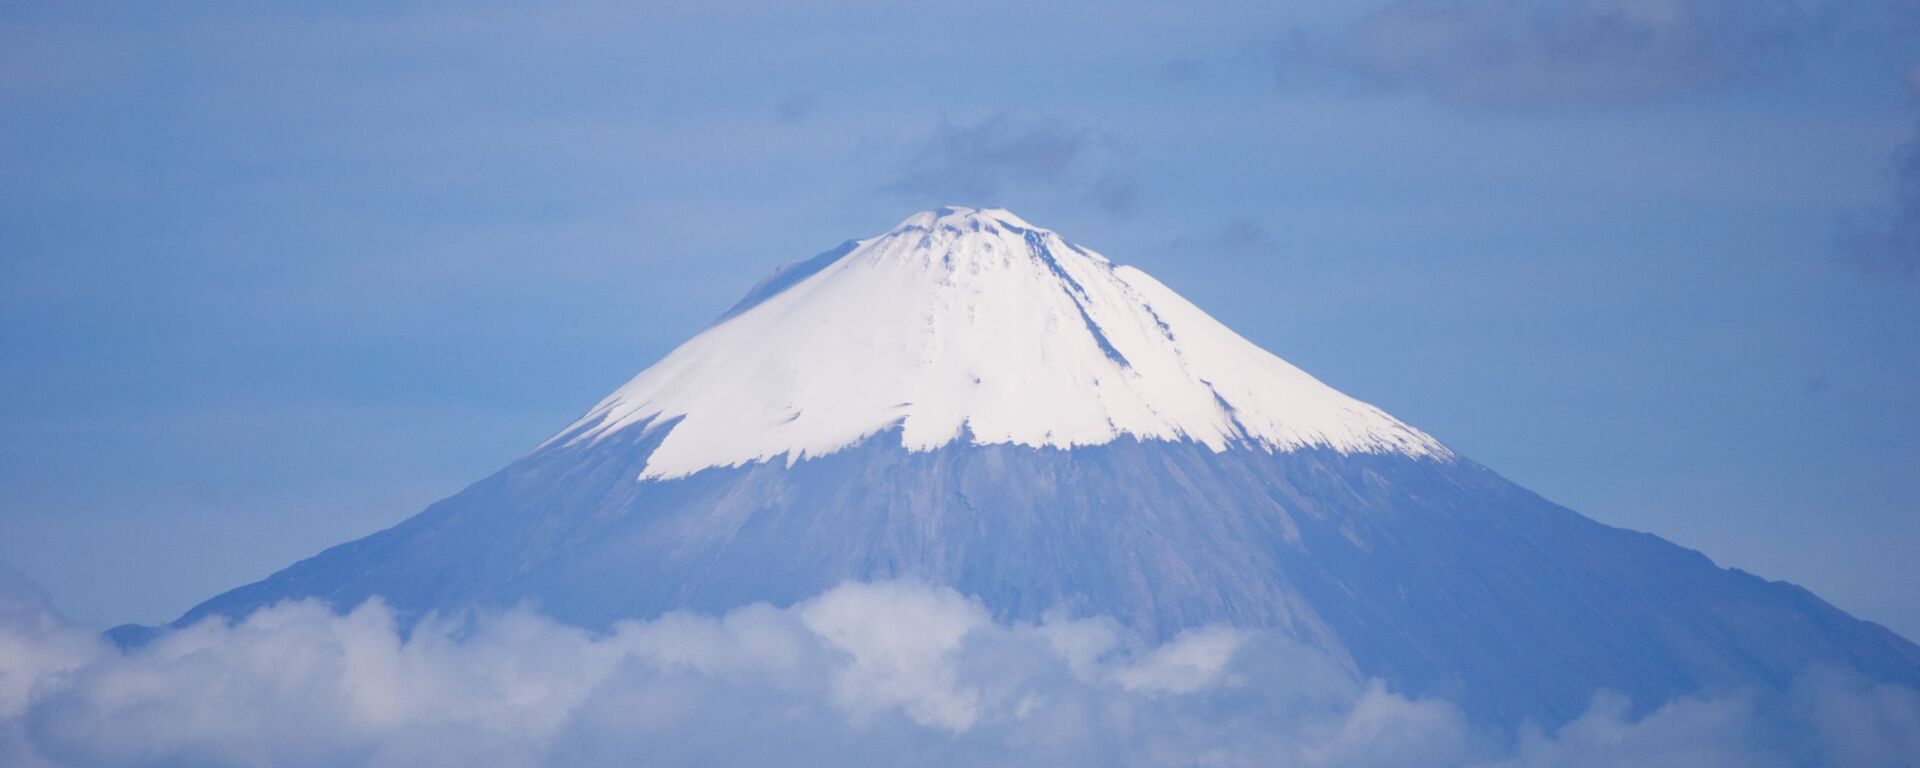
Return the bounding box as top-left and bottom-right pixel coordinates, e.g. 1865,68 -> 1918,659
173,432 -> 1920,725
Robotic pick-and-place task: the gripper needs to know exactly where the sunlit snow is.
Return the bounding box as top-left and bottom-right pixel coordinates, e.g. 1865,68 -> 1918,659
553,207 -> 1449,479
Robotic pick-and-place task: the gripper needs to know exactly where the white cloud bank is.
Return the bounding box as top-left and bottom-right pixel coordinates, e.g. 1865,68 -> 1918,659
1,576 -> 1917,767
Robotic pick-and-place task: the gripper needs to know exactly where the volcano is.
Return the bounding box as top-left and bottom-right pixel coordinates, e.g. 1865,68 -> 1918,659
165,207 -> 1920,724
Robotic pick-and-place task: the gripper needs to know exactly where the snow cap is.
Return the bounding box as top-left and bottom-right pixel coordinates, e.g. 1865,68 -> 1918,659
553,208 -> 1449,479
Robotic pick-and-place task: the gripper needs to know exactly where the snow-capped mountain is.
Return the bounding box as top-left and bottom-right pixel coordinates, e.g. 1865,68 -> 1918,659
167,207 -> 1920,725
555,207 -> 1444,480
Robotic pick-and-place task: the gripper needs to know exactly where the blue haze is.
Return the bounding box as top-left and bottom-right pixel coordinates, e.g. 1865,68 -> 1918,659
1,0 -> 1918,642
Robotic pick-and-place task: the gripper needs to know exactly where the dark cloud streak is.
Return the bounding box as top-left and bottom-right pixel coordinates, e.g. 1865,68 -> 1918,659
1277,0 -> 1830,107
777,93 -> 817,123
1158,217 -> 1281,265
886,113 -> 1136,217
1834,65 -> 1920,281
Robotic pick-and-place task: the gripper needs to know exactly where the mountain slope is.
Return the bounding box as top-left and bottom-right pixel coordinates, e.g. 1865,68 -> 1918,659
169,207 -> 1920,725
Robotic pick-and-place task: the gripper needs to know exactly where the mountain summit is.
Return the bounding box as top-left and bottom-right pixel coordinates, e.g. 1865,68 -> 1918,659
172,208 -> 1920,724
556,206 -> 1443,480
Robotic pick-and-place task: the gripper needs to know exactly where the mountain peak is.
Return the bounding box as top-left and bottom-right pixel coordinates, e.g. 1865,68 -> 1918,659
896,206 -> 1043,235
550,210 -> 1448,479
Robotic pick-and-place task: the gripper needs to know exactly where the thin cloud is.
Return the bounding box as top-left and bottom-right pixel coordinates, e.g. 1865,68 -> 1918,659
1158,216 -> 1282,265
886,113 -> 1136,217
776,93 -> 817,124
1160,57 -> 1211,84
1834,65 -> 1920,281
1278,0 -> 1829,107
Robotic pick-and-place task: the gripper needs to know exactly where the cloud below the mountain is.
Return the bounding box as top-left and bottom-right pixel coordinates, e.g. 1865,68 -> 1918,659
1,577 -> 1916,767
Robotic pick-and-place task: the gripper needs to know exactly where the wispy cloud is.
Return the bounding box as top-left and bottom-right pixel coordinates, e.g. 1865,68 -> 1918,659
1157,217 -> 1282,265
1834,65 -> 1920,281
2,576 -> 1917,766
776,93 -> 817,124
1278,0 -> 1829,106
886,113 -> 1135,216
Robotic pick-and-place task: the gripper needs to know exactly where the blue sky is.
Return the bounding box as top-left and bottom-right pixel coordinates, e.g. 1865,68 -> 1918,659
1,0 -> 1917,640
